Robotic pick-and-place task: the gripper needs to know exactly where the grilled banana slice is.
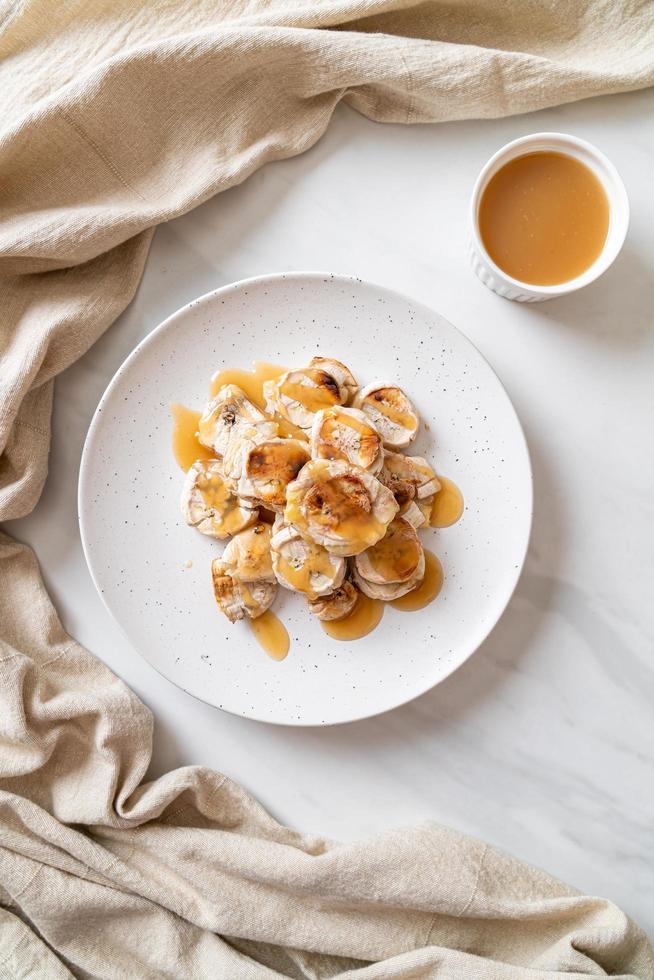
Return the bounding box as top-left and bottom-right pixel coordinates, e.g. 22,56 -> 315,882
353,382 -> 419,449
353,562 -> 424,602
381,451 -> 441,526
221,522 -> 275,583
198,385 -> 278,462
237,438 -> 310,512
263,358 -> 356,431
211,559 -> 276,623
308,581 -> 359,621
354,517 -> 423,584
311,406 -> 383,474
308,357 -> 358,403
270,517 -> 346,599
284,459 -> 398,557
181,459 -> 258,538
353,518 -> 425,601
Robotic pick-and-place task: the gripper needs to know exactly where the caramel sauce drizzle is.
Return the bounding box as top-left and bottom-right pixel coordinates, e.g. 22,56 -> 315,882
364,518 -> 422,583
250,610 -> 289,660
174,365 -> 464,658
366,388 -> 416,430
430,477 -> 464,528
210,362 -> 308,441
316,409 -> 380,466
210,362 -> 285,405
390,551 -> 443,611
276,546 -> 339,600
285,466 -> 386,555
196,470 -> 251,535
280,375 -> 340,414
171,404 -> 216,471
322,592 -> 384,641
246,440 -> 309,509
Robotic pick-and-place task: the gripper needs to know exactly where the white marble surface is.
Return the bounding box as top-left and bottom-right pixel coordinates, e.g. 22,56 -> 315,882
8,90 -> 654,936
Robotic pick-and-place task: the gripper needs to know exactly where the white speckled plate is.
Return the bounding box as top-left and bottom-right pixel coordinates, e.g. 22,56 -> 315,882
79,273 -> 532,725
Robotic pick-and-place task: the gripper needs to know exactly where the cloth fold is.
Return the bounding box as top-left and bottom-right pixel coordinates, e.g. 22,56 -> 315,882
1,1 -> 653,976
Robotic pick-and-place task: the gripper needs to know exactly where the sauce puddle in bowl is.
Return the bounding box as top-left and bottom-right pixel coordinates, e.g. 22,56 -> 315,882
478,150 -> 609,286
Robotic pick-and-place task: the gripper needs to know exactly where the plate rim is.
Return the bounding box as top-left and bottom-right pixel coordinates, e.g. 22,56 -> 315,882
78,270 -> 533,726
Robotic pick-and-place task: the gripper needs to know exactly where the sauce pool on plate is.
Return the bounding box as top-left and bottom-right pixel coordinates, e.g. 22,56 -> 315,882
210,362 -> 307,440
171,403 -> 215,471
209,361 -> 286,404
430,477 -> 464,528
322,592 -> 385,641
250,609 -> 290,660
390,551 -> 443,611
479,151 -> 609,286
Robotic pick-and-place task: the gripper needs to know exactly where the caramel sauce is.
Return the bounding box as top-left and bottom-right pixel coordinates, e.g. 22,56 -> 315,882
335,411 -> 373,436
328,514 -> 385,553
209,362 -> 308,441
479,151 -> 609,286
275,417 -> 309,441
280,371 -> 340,414
176,365 -> 455,656
232,523 -> 273,580
317,409 -> 380,466
430,477 -> 464,528
246,440 -> 309,508
383,453 -> 437,488
322,592 -> 384,641
367,388 -> 415,430
285,468 -> 386,554
171,403 -> 216,471
276,545 -> 338,600
196,470 -> 250,535
390,550 -> 443,611
196,470 -> 230,511
364,518 -> 421,583
210,362 -> 286,405
308,473 -> 370,526
250,609 -> 289,660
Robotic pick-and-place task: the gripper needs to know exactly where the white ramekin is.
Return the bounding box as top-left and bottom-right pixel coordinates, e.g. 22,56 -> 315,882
468,132 -> 629,303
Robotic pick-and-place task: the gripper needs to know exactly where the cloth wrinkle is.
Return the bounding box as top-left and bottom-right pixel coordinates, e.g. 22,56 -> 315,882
456,843 -> 488,918
160,774 -> 229,825
0,926 -> 30,969
10,864 -> 45,903
61,111 -> 150,204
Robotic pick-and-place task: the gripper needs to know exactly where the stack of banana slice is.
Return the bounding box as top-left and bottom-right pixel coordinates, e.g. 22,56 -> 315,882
180,357 -> 442,628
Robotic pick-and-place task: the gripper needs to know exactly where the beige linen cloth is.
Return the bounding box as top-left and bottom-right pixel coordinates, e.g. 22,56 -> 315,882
1,2 -> 654,976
